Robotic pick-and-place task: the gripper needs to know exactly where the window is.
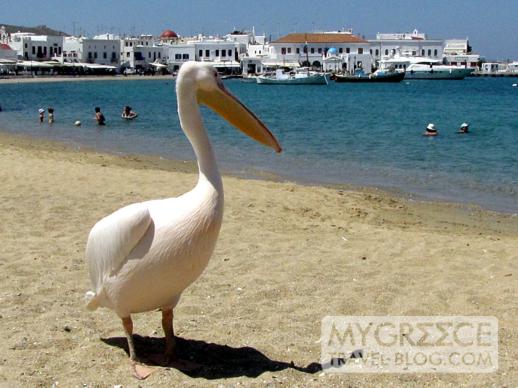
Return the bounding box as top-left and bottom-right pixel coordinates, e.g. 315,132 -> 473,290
385,49 -> 388,55
281,47 -> 286,55
32,46 -> 35,55
158,52 -> 161,58
148,52 -> 151,58
175,53 -> 181,60
346,47 -> 350,53
58,47 -> 62,55
303,46 -> 308,53
428,49 -> 432,56
318,48 -> 322,54
434,49 -> 438,56
127,52 -> 130,57
222,50 -> 226,57
205,49 -> 210,57
228,49 -> 232,56
94,52 -> 98,59
369,49 -> 372,54
103,52 -> 107,59
296,48 -> 300,54
412,51 -> 416,56
88,52 -> 92,59
111,52 -> 116,60
375,49 -> 379,56
130,42 -> 133,47
358,48 -> 363,54
125,42 -> 128,47
287,47 -> 291,54
422,49 -> 425,56
24,43 -> 28,48
215,49 -> 219,56
339,48 -> 343,54
182,53 -> 189,59
199,49 -> 202,57
310,48 -> 314,53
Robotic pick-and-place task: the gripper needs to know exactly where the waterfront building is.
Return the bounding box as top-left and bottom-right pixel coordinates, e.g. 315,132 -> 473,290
267,31 -> 371,72
369,30 -> 444,64
63,35 -> 120,66
443,39 -> 481,68
9,32 -> 64,61
166,33 -> 242,74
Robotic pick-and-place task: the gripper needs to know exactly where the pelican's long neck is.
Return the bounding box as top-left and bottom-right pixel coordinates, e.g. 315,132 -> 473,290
177,81 -> 223,194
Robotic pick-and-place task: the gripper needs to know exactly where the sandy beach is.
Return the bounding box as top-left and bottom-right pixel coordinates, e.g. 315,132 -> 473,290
0,131 -> 516,386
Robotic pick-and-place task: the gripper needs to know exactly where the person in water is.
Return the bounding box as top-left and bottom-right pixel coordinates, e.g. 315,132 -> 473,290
121,105 -> 137,119
95,107 -> 106,125
458,122 -> 470,134
38,108 -> 45,123
424,123 -> 438,136
48,107 -> 55,124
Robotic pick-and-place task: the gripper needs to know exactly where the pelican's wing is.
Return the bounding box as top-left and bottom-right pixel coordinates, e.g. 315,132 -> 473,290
86,203 -> 152,293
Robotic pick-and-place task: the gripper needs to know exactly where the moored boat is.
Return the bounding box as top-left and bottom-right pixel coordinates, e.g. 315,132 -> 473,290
334,68 -> 405,83
256,68 -> 328,85
379,54 -> 474,80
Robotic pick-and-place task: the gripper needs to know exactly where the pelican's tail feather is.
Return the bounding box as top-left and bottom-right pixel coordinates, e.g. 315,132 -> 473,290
85,291 -> 100,311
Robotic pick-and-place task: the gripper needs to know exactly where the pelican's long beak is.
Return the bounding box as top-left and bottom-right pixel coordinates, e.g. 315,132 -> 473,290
198,82 -> 282,153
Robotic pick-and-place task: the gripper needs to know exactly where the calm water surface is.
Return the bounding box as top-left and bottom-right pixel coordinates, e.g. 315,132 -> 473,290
0,77 -> 517,212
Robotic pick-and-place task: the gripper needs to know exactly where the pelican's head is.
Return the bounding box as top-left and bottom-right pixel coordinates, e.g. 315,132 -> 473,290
178,62 -> 282,153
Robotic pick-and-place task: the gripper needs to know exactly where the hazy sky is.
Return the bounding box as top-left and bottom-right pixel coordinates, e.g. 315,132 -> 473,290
3,0 -> 516,59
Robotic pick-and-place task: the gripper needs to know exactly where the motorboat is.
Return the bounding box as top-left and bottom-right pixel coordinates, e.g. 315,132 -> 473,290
256,68 -> 328,85
334,68 -> 405,83
379,54 -> 474,80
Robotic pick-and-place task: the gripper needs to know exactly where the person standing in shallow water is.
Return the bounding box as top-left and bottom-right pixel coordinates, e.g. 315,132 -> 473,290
95,107 -> 105,125
38,108 -> 45,123
48,108 -> 54,124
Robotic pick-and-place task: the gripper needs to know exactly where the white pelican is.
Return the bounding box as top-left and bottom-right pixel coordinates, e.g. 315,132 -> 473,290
85,61 -> 281,378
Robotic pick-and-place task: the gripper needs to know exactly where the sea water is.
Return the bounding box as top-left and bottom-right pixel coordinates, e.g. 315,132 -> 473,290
0,77 -> 516,213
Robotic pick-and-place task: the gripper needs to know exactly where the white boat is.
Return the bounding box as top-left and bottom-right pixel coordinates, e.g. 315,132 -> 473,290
256,68 -> 328,85
379,54 -> 474,80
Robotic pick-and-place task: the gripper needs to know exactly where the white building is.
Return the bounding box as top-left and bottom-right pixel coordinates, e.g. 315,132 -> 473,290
121,34 -> 167,70
369,30 -> 443,64
9,32 -> 64,61
268,31 -> 371,72
63,35 -> 120,65
443,39 -> 480,68
166,34 -> 240,73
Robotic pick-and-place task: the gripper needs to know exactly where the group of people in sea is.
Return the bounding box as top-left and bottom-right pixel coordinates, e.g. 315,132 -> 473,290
424,122 -> 470,136
38,107 -> 55,124
36,106 -> 138,127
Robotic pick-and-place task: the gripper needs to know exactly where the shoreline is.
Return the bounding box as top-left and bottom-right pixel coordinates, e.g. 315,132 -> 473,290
1,127 -> 516,218
1,129 -> 517,385
1,130 -> 516,234
0,74 -> 173,84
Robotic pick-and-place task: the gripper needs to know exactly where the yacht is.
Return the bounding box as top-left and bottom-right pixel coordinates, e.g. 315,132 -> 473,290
379,54 -> 474,80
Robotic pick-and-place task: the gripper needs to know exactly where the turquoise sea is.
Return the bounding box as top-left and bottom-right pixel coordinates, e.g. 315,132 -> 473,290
0,77 -> 517,213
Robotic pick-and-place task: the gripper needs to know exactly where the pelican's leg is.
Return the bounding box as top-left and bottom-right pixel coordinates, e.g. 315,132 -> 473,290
161,308 -> 199,371
122,316 -> 154,380
161,308 -> 176,361
122,316 -> 137,360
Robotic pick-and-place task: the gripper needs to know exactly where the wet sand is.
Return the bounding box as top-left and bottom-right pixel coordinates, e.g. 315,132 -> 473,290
0,132 -> 516,386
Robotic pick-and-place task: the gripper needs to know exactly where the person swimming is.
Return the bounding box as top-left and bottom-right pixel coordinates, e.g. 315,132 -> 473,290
458,122 -> 470,134
121,105 -> 138,120
95,107 -> 106,125
424,123 -> 438,136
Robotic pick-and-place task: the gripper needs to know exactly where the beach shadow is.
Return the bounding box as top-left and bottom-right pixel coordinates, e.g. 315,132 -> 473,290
101,335 -> 322,379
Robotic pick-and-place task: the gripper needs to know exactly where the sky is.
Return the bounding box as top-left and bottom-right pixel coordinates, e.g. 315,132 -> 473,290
2,0 -> 517,60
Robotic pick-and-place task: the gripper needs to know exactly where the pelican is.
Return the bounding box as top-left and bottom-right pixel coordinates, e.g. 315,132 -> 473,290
85,61 -> 281,378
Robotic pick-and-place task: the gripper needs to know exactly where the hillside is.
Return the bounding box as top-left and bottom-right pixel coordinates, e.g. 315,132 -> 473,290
1,24 -> 69,36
